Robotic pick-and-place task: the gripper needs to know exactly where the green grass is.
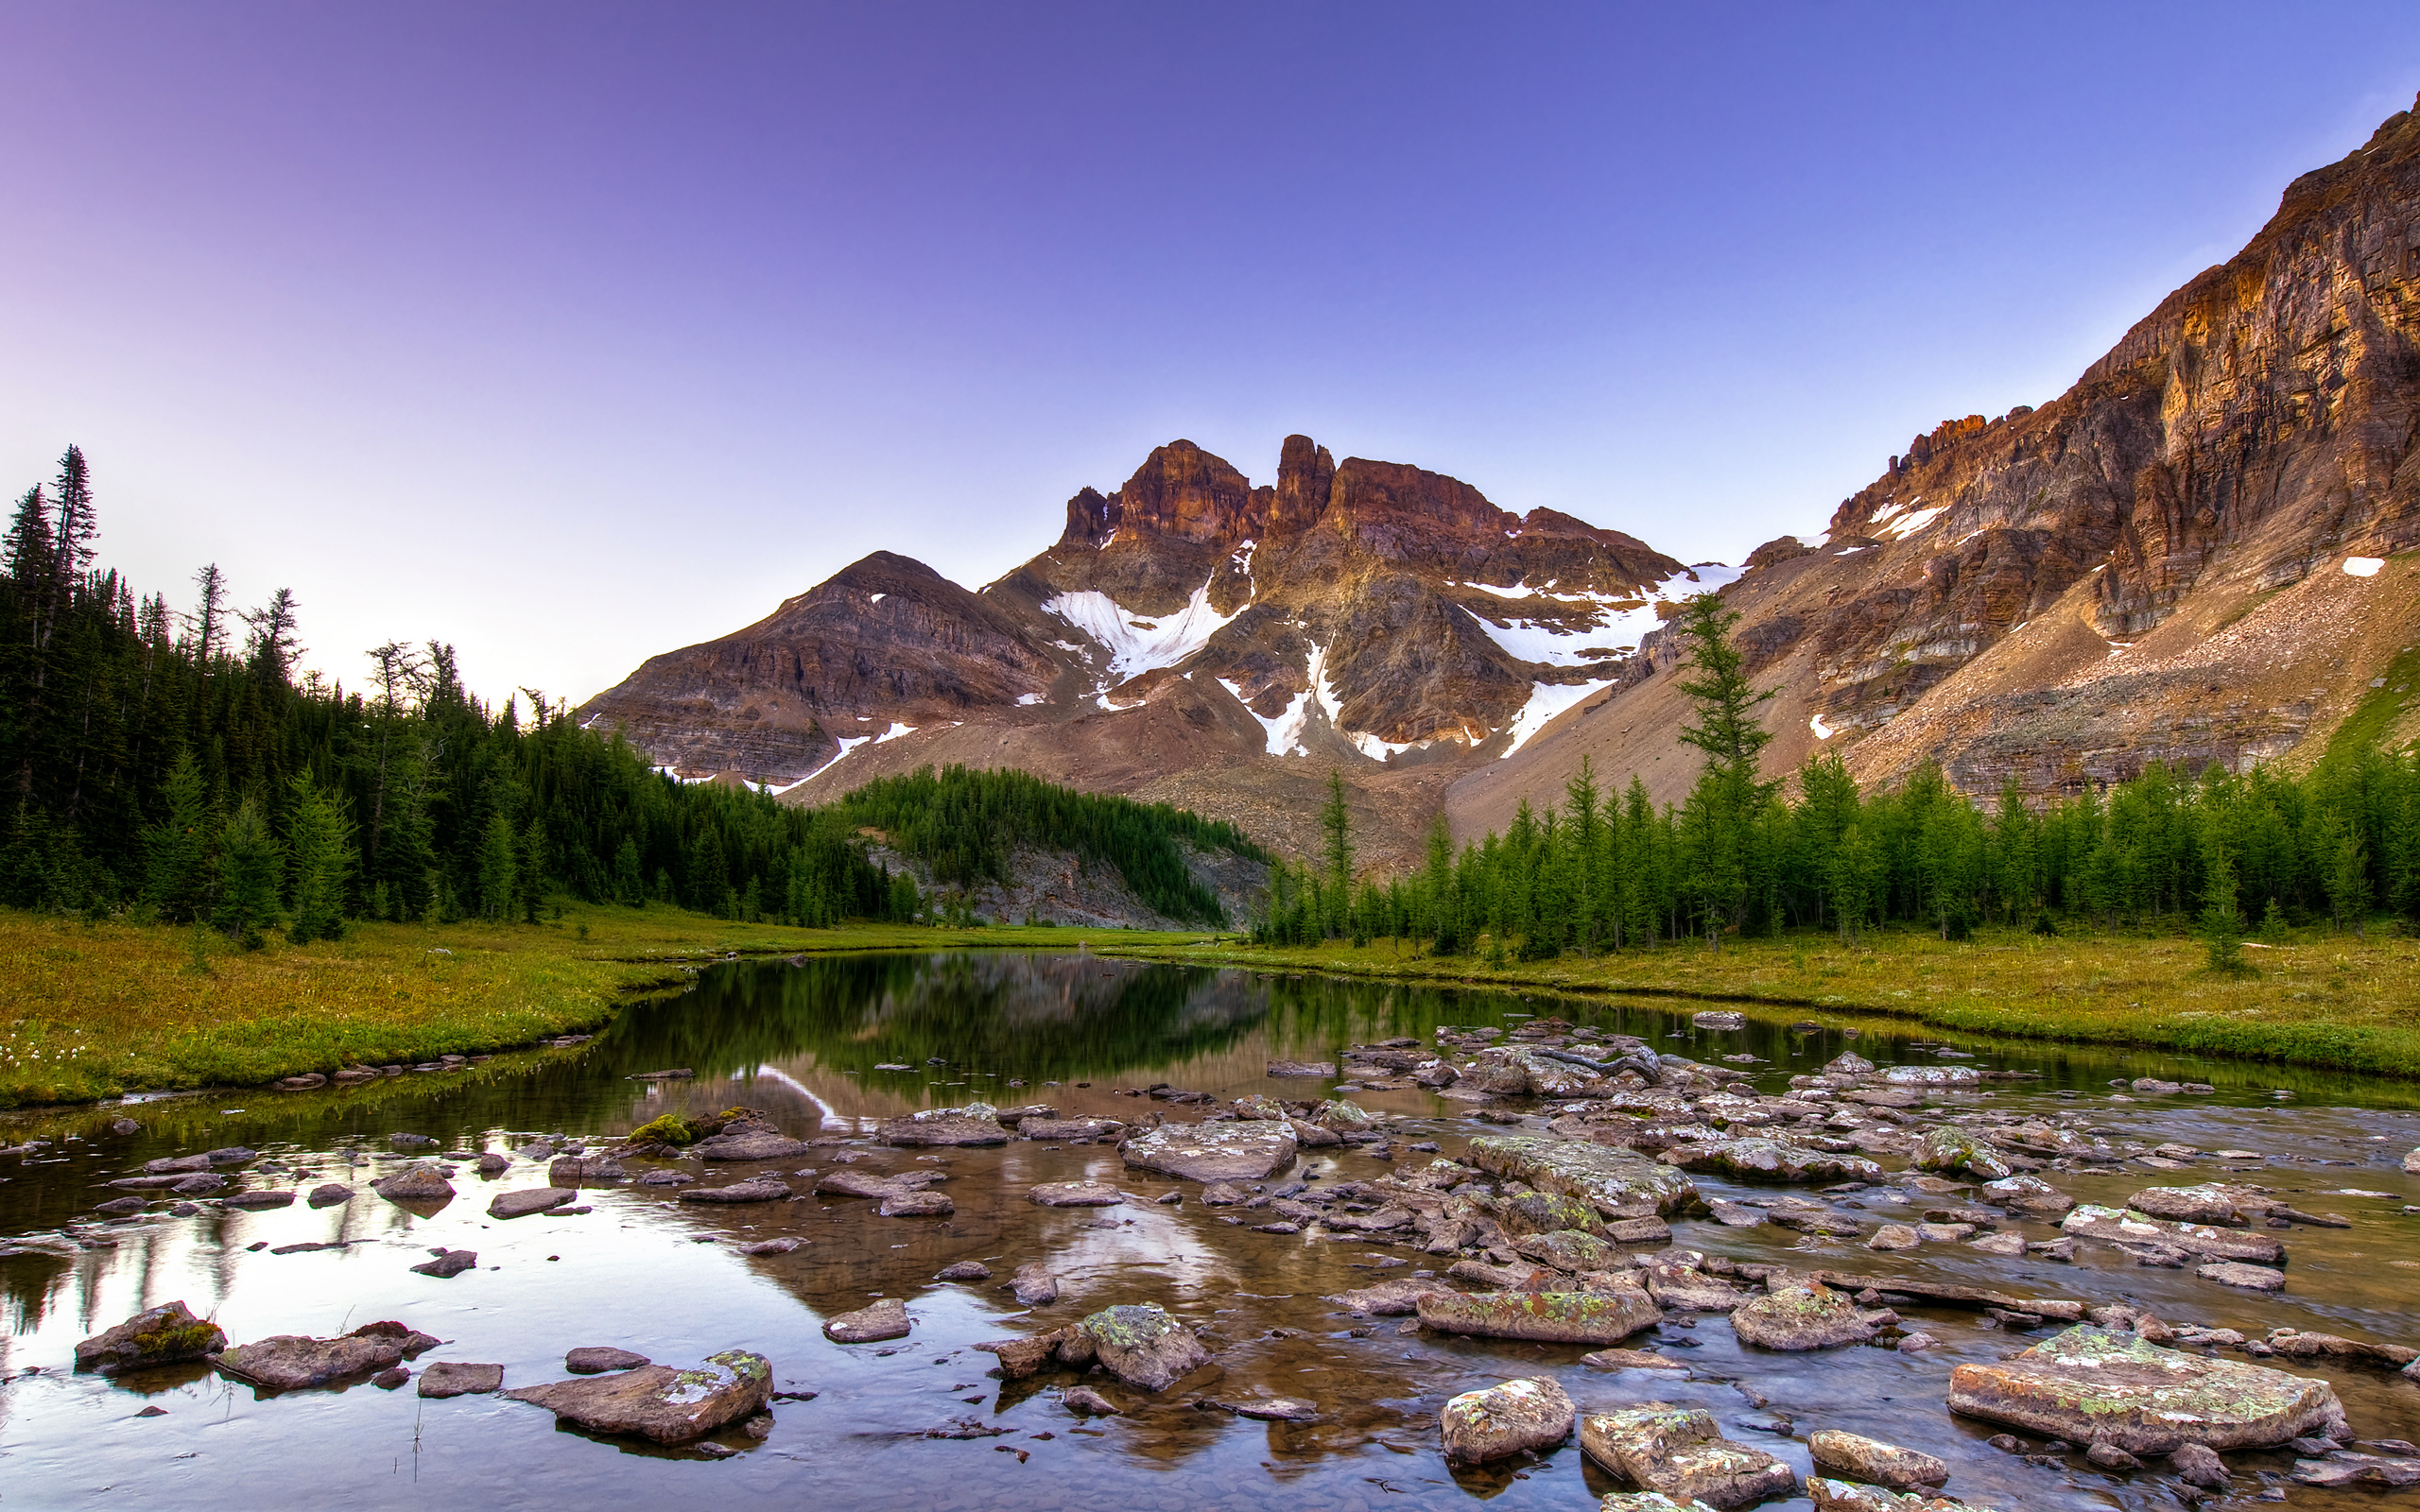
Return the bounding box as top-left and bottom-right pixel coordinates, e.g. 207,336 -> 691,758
0,904 -> 1218,1109
1098,922 -> 2420,1077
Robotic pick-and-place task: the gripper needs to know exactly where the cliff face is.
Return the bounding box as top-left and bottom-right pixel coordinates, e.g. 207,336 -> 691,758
1454,95 -> 2420,840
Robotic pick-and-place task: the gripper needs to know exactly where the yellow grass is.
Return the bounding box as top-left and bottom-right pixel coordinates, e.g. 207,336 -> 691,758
1101,925 -> 2420,1078
0,905 -> 1211,1109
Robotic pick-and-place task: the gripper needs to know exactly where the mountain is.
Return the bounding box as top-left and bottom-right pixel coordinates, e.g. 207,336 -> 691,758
1453,93 -> 2420,840
590,94 -> 2420,866
580,437 -> 1702,864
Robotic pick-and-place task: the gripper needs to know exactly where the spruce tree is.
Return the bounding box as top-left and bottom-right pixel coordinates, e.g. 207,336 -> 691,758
217,798 -> 283,948
284,774 -> 354,943
477,811 -> 519,921
142,751 -> 213,921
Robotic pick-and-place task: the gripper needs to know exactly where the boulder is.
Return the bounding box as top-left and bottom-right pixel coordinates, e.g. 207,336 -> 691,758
1515,1228 -> 1625,1273
369,1163 -> 454,1201
1076,1304 -> 1210,1392
824,1298 -> 912,1343
503,1349 -> 770,1443
814,1170 -> 908,1200
305,1182 -> 353,1208
171,1173 -> 227,1196
1660,1139 -> 1884,1184
1979,1175 -> 2073,1215
475,1152 -> 511,1176
1692,1011 -> 1748,1031
1019,1117 -> 1125,1142
1311,1097 -> 1380,1132
1946,1325 -> 2343,1452
1731,1284 -> 1886,1350
566,1347 -> 649,1373
2060,1205 -> 2285,1263
691,1130 -> 813,1161
1466,1134 -> 1699,1215
488,1187 -> 576,1219
1028,1181 -> 1123,1207
880,1102 -> 1010,1147
1806,1480 -> 1997,1511
973,1332 -> 1064,1379
1496,1190 -> 1606,1236
73,1301 -> 226,1374
1062,1384 -> 1121,1415
1440,1377 -> 1576,1464
417,1361 -> 503,1398
1806,1430 -> 1948,1488
1581,1402 -> 1799,1508
936,1261 -> 992,1280
678,1177 -> 793,1205
2197,1262 -> 2285,1291
217,1322 -> 439,1390
1416,1289 -> 1661,1346
877,1189 -> 954,1217
221,1190 -> 296,1211
2126,1183 -> 2276,1227
1643,1264 -> 1753,1313
2405,1147 -> 2420,1175
1912,1126 -> 2013,1180
547,1156 -> 628,1186
1881,1065 -> 1979,1087
1121,1120 -> 1297,1182
1867,1225 -> 1920,1251
409,1249 -> 478,1279
2169,1441 -> 2229,1489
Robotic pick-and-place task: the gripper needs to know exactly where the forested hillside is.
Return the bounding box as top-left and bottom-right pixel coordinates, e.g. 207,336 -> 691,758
1258,598 -> 2420,958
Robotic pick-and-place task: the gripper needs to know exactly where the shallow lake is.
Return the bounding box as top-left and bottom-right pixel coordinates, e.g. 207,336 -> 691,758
3,951 -> 2417,1510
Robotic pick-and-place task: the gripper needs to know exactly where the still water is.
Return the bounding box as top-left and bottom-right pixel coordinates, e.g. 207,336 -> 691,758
2,952 -> 2417,1510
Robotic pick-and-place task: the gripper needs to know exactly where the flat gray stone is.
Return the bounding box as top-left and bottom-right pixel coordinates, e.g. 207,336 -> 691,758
417,1361 -> 503,1398
1948,1325 -> 2343,1453
825,1297 -> 911,1343
504,1350 -> 770,1443
488,1187 -> 577,1219
566,1347 -> 650,1373
1121,1121 -> 1297,1183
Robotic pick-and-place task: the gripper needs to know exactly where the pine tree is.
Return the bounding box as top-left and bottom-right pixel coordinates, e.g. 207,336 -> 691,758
217,798 -> 283,948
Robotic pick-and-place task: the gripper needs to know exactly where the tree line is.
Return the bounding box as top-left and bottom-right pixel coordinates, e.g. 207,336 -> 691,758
1255,596 -> 2420,961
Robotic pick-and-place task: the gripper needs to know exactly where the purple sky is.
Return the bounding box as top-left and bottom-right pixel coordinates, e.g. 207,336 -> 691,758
6,3 -> 2418,705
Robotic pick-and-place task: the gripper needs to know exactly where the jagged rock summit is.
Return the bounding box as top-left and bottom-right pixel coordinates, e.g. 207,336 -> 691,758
580,437 -> 1698,863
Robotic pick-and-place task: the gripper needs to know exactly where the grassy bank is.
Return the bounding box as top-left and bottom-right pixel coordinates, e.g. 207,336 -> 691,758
0,904 -> 1214,1109
1101,923 -> 2420,1078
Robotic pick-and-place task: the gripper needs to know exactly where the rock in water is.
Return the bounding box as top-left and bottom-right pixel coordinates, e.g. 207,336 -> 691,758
1062,1385 -> 1120,1415
2197,1261 -> 2286,1291
2290,1452 -> 2420,1487
488,1187 -> 577,1219
1514,1228 -> 1625,1273
936,1261 -> 992,1280
1011,1263 -> 1061,1306
1979,1175 -> 2073,1215
417,1361 -> 504,1398
371,1162 -> 455,1202
1806,1430 -> 1949,1488
879,1103 -> 1010,1147
691,1129 -> 812,1161
2169,1441 -> 2229,1489
1440,1377 -> 1575,1464
503,1349 -> 770,1444
1496,1190 -> 1607,1236
1326,1278 -> 1444,1316
566,1347 -> 650,1373
679,1177 -> 793,1205
1912,1126 -> 2014,1181
1867,1224 -> 1921,1251
1416,1289 -> 1662,1346
1120,1121 -> 1297,1182
1662,1139 -> 1886,1185
475,1152 -> 511,1176
1581,1402 -> 1799,1507
877,1189 -> 954,1217
1465,1134 -> 1700,1214
1076,1304 -> 1210,1392
410,1249 -> 478,1279
1806,1479 -> 2001,1511
1019,1117 -> 1125,1142
1946,1325 -> 2343,1453
824,1298 -> 911,1343
1731,1284 -> 1888,1350
548,1156 -> 628,1186
216,1322 -> 440,1390
74,1301 -> 227,1374
1028,1180 -> 1123,1207
2060,1205 -> 2284,1263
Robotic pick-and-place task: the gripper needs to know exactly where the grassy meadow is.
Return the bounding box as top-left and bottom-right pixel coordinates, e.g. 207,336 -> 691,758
0,904 -> 1216,1110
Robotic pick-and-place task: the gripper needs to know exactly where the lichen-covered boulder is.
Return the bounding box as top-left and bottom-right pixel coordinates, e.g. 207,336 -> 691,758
1731,1284 -> 1886,1350
1076,1304 -> 1210,1392
1466,1134 -> 1699,1215
690,1129 -> 812,1161
2125,1183 -> 2274,1227
1440,1377 -> 1575,1464
74,1301 -> 226,1374
1311,1098 -> 1379,1132
2060,1205 -> 2284,1264
1806,1430 -> 1948,1488
1496,1190 -> 1607,1237
1946,1325 -> 2343,1453
1514,1228 -> 1625,1273
880,1102 -> 1009,1147
1581,1402 -> 1798,1507
1416,1289 -> 1662,1346
1661,1139 -> 1885,1184
503,1349 -> 770,1443
1121,1120 -> 1297,1182
1807,1479 -> 2000,1511
1913,1126 -> 2014,1180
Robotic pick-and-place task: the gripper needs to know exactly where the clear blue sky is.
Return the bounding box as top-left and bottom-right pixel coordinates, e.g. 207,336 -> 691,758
5,2 -> 2417,704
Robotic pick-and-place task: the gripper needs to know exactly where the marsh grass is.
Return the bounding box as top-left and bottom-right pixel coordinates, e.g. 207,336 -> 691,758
0,905 -> 1214,1108
1102,923 -> 2420,1076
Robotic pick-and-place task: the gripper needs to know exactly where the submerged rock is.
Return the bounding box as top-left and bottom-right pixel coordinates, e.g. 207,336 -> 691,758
2291,1451 -> 2420,1487
74,1301 -> 227,1374
1465,1134 -> 1699,1215
1121,1120 -> 1298,1182
1416,1289 -> 1661,1346
1581,1402 -> 1798,1508
217,1322 -> 439,1391
566,1347 -> 650,1373
1325,1278 -> 1445,1316
1664,1139 -> 1885,1185
1731,1284 -> 1886,1350
504,1349 -> 770,1443
679,1177 -> 793,1205
1806,1430 -> 1948,1488
824,1298 -> 912,1343
1946,1325 -> 2343,1453
1440,1377 -> 1575,1464
2061,1205 -> 2285,1263
877,1189 -> 954,1217
1077,1304 -> 1210,1392
1028,1180 -> 1123,1207
936,1260 -> 992,1280
417,1361 -> 504,1398
1011,1263 -> 1061,1306
2197,1261 -> 2286,1291
1020,1117 -> 1126,1142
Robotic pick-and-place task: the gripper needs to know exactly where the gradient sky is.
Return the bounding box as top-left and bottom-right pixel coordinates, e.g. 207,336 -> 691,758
7,3 -> 2420,707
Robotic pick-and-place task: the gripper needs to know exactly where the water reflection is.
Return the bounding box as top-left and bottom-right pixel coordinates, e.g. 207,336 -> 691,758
0,953 -> 2414,1512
